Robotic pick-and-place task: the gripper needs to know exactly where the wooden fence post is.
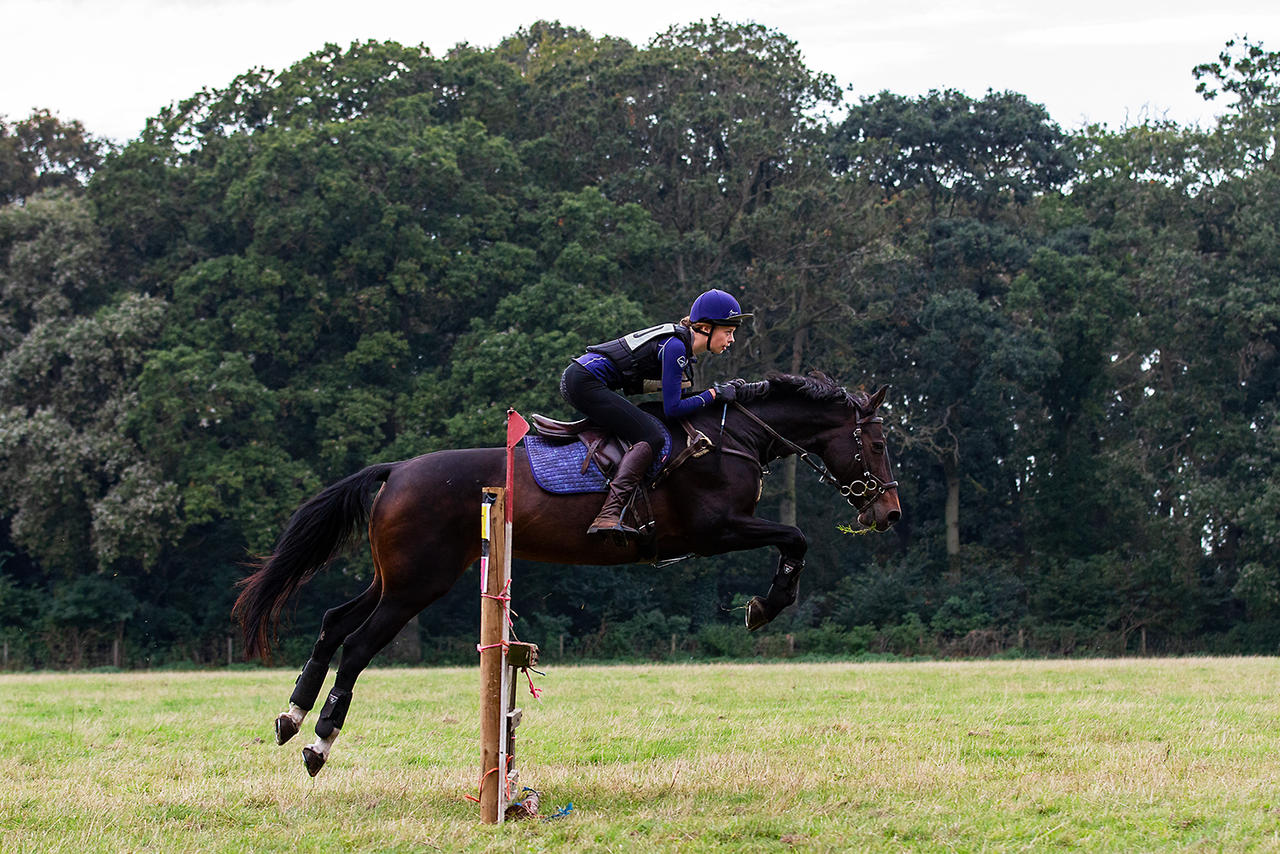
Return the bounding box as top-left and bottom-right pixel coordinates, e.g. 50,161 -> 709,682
479,488 -> 509,824
479,411 -> 535,824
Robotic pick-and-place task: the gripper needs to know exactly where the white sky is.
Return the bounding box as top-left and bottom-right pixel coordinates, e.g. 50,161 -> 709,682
3,0 -> 1279,143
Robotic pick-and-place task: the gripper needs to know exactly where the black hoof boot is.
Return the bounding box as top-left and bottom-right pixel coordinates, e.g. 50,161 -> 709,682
745,558 -> 805,632
302,746 -> 326,777
275,714 -> 299,745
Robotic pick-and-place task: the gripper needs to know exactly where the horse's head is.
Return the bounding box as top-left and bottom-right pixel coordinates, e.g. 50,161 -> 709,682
761,372 -> 901,533
843,386 -> 901,532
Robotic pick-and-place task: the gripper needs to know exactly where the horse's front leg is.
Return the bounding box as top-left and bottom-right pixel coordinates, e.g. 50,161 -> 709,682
746,552 -> 807,632
705,515 -> 807,631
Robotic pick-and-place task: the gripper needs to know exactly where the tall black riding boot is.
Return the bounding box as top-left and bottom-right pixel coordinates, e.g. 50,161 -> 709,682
587,441 -> 654,537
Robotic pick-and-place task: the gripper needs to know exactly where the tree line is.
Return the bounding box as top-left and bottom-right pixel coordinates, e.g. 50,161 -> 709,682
1,22 -> 1277,668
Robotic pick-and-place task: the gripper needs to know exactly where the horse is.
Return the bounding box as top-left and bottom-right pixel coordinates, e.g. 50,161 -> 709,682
233,371 -> 900,776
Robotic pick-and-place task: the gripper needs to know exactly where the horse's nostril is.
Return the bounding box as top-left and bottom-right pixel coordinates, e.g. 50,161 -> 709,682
886,510 -> 901,524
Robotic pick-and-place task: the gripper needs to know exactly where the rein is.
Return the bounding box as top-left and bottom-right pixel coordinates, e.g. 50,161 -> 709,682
727,401 -> 898,510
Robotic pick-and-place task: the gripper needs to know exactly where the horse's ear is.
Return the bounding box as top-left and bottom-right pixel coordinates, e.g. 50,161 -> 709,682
868,385 -> 889,411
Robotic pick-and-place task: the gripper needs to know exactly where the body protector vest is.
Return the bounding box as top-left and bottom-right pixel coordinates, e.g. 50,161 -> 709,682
586,323 -> 696,395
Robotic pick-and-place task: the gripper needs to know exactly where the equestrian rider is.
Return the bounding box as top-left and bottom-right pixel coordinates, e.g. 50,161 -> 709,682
560,288 -> 752,537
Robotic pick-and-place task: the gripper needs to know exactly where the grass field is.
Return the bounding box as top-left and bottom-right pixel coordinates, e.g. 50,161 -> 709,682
1,658 -> 1278,852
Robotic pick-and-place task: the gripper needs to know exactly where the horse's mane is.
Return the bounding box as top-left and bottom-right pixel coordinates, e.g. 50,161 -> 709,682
765,371 -> 867,408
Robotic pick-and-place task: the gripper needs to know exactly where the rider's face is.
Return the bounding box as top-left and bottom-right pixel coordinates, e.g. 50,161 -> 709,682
709,325 -> 736,354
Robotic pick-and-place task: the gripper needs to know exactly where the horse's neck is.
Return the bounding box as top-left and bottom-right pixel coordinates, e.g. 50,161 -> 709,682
739,398 -> 838,461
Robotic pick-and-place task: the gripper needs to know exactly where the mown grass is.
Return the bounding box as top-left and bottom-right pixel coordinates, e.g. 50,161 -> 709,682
1,658 -> 1278,852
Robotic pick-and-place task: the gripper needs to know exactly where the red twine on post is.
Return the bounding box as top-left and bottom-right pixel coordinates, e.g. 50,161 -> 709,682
466,753 -> 519,804
464,765 -> 501,803
475,638 -> 542,701
476,577 -> 539,700
480,579 -> 515,628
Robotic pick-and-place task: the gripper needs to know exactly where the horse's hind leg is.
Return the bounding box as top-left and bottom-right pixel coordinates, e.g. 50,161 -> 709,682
300,543 -> 475,776
274,581 -> 380,745
299,595 -> 430,776
299,459 -> 483,777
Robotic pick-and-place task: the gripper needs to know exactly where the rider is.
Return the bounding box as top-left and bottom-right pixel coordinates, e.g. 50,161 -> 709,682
560,288 -> 752,537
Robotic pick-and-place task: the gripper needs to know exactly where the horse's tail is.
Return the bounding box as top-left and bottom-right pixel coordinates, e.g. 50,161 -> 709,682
232,461 -> 399,661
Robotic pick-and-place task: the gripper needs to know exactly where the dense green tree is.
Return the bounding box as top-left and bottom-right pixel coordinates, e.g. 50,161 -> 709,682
0,110 -> 107,204
515,19 -> 842,308
1007,240 -> 1130,557
0,190 -> 170,576
831,89 -> 1074,219
832,89 -> 1071,568
0,190 -> 111,347
0,292 -> 171,573
1053,40 -> 1280,646
392,186 -> 663,452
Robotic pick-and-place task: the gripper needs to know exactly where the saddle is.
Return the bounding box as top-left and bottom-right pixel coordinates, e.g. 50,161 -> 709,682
524,413 -> 713,551
527,414 -> 713,485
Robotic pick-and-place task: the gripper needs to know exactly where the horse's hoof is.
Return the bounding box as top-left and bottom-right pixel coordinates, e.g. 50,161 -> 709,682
302,746 -> 326,777
275,715 -> 299,745
745,596 -> 770,632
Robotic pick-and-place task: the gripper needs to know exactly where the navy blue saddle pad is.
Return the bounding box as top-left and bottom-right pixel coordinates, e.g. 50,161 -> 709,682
524,429 -> 672,494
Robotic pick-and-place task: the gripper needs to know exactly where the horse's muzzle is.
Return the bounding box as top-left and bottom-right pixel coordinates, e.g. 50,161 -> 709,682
858,503 -> 901,532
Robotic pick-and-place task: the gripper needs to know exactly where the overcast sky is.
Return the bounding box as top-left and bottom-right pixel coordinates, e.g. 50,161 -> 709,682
4,0 -> 1279,143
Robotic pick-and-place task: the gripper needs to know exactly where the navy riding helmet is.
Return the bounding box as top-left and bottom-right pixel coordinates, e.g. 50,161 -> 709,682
690,288 -> 752,327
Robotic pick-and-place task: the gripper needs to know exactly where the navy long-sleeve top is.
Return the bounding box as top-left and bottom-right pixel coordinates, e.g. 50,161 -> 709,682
656,335 -> 715,418
575,333 -> 714,419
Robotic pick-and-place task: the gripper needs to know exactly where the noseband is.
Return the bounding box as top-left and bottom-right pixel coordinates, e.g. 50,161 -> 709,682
729,402 -> 899,511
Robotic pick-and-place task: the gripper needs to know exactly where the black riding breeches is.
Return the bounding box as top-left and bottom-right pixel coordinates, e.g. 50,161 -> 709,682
560,362 -> 667,456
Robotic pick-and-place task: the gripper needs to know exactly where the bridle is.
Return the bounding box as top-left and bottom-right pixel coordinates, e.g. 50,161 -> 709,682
727,401 -> 899,511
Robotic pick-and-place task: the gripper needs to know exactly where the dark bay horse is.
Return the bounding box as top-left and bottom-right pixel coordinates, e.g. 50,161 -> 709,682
233,372 -> 900,775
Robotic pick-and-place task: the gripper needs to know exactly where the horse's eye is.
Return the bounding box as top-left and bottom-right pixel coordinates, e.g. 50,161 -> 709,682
872,442 -> 885,454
